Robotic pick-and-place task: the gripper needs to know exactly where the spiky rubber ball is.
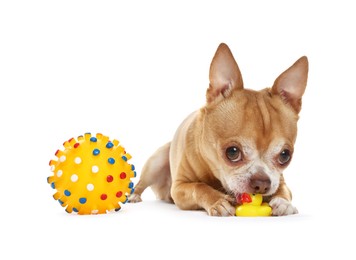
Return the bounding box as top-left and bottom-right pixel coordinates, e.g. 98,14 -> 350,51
47,133 -> 136,214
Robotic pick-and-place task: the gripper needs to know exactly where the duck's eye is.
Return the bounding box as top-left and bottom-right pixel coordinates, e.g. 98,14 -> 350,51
226,146 -> 242,163
278,149 -> 291,165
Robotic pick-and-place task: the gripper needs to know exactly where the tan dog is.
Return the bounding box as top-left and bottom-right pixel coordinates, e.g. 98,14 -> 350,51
129,43 -> 308,216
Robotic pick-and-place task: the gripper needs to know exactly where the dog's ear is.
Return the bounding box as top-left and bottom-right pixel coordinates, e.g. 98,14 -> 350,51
271,56 -> 309,113
207,43 -> 243,103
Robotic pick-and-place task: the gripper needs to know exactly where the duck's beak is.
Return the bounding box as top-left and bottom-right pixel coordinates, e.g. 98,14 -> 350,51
237,193 -> 252,203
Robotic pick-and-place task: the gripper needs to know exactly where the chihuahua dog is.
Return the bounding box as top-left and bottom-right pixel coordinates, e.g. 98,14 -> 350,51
129,43 -> 308,216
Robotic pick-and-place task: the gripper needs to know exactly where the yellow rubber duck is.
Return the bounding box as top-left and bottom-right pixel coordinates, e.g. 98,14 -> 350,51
235,193 -> 272,217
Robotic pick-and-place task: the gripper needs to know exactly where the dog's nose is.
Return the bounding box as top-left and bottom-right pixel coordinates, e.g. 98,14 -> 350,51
249,172 -> 271,194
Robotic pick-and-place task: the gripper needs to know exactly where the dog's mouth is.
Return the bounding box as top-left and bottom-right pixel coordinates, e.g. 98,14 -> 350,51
234,190 -> 275,205
235,193 -> 243,204
227,173 -> 278,201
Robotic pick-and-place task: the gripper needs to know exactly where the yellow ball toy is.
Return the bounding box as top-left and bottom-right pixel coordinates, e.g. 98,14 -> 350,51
236,193 -> 272,217
47,133 -> 136,215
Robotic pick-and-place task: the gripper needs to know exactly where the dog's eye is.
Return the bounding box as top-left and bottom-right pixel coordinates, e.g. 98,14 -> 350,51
278,149 -> 291,165
225,146 -> 242,162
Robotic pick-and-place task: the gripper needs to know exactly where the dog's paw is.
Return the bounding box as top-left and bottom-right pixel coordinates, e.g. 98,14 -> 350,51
207,198 -> 235,217
127,193 -> 142,203
269,197 -> 298,216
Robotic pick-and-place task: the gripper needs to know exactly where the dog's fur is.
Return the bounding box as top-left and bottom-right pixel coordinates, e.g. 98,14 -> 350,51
129,43 -> 308,216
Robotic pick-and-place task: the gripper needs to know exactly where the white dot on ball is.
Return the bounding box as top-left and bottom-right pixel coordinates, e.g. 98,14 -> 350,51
71,174 -> 78,182
87,183 -> 94,191
91,209 -> 99,214
59,155 -> 66,162
74,157 -> 82,164
50,165 -> 55,172
92,165 -> 99,173
57,170 -> 63,177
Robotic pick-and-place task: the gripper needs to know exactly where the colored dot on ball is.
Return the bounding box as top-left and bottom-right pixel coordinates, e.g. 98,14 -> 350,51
56,170 -> 63,177
116,191 -> 123,198
51,182 -> 55,189
74,157 -> 82,164
122,156 -> 127,162
71,174 -> 78,182
107,175 -> 114,182
92,165 -> 99,173
120,172 -> 126,179
79,198 -> 87,204
87,183 -> 94,191
59,155 -> 66,162
73,208 -> 78,213
131,164 -> 135,170
108,158 -> 115,164
74,143 -> 80,148
100,194 -> 107,200
106,142 -> 114,148
93,149 -> 100,156
90,137 -> 97,142
64,190 -> 71,196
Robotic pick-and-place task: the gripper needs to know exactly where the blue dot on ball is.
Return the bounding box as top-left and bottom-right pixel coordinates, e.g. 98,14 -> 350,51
64,190 -> 71,196
106,142 -> 114,149
79,198 -> 87,204
108,158 -> 115,164
90,137 -> 97,142
93,148 -> 100,156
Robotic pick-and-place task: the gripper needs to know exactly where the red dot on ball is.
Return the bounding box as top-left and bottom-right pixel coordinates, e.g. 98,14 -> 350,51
74,143 -> 80,148
120,172 -> 126,179
100,194 -> 107,200
116,191 -> 123,198
107,175 -> 114,182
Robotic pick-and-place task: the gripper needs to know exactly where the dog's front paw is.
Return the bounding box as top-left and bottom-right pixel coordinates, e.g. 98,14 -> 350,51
207,198 -> 235,217
269,197 -> 298,216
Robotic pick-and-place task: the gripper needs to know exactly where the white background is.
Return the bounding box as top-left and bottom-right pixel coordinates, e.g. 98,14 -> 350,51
1,0 -> 355,259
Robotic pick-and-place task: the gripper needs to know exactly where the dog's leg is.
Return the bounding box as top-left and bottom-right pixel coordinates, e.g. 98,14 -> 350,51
269,175 -> 298,216
128,142 -> 172,203
171,180 -> 236,216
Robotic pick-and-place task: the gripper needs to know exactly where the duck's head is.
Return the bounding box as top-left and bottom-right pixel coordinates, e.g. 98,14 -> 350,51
239,193 -> 263,206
